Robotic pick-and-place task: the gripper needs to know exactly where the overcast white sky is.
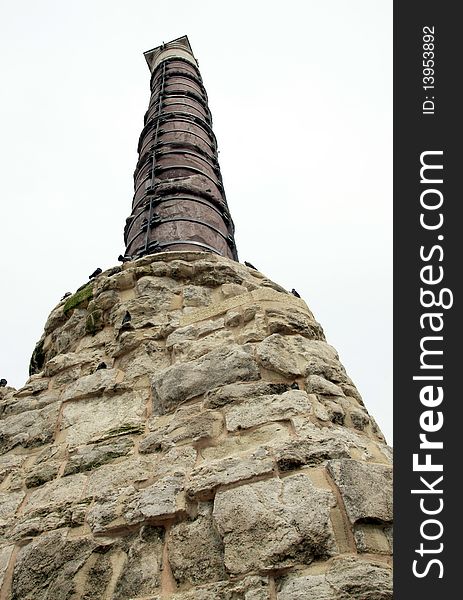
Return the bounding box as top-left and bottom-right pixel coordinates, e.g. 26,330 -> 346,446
0,1 -> 392,443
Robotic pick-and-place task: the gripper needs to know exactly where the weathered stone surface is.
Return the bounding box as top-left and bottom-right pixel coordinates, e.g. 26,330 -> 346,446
117,340 -> 170,379
202,423 -> 290,461
169,575 -> 269,600
11,530 -> 95,600
14,376 -> 49,397
61,389 -> 146,448
0,544 -> 14,589
257,334 -> 346,382
277,572 -> 336,600
141,408 -> 223,452
124,475 -> 187,524
64,437 -> 134,475
25,460 -> 61,488
113,526 -> 164,599
325,557 -> 393,599
213,474 -> 336,573
265,306 -> 324,339
204,381 -> 291,409
20,474 -> 87,527
225,390 -> 312,432
354,523 -> 391,554
170,330 -> 236,363
166,319 -> 224,347
273,424 -> 350,471
1,252 -> 392,598
0,490 -> 25,528
85,457 -> 153,498
306,374 -> 345,397
328,459 -> 393,524
61,368 -> 121,401
187,449 -> 274,498
0,402 -> 60,453
168,503 -> 225,585
152,345 -> 260,414
183,284 -> 212,306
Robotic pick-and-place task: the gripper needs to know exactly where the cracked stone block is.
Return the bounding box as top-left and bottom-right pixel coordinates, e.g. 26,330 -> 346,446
213,474 -> 336,573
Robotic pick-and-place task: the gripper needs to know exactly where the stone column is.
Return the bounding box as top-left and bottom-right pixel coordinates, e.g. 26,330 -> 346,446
0,253 -> 392,599
124,36 -> 237,261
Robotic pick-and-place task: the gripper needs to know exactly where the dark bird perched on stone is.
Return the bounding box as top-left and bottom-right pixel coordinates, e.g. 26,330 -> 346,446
89,268 -> 102,279
244,261 -> 257,270
121,311 -> 132,326
0,379 -> 7,387
291,382 -> 300,390
291,289 -> 301,298
118,254 -> 132,263
61,292 -> 71,301
96,362 -> 107,371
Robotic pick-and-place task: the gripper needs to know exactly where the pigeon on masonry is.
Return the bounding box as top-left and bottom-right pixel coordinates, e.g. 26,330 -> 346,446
118,254 -> 131,263
61,292 -> 71,301
244,261 -> 257,270
291,289 -> 301,298
89,268 -> 102,279
291,382 -> 300,390
121,311 -> 132,326
0,379 -> 7,387
96,362 -> 107,371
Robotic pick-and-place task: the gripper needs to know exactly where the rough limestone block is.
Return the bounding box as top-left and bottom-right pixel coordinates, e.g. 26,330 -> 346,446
203,381 -> 291,409
257,334 -> 346,382
124,474 -> 187,524
0,491 -> 25,528
44,350 -> 101,377
328,459 -> 393,524
64,437 -> 134,475
10,530 -> 96,600
354,524 -> 391,554
11,474 -> 88,538
0,402 -> 60,453
306,374 -> 345,397
14,376 -> 49,397
170,330 -> 236,364
152,446 -> 197,478
112,526 -> 164,599
277,573 -> 336,600
186,449 -> 274,498
61,389 -> 147,448
202,423 -> 290,461
168,503 -> 226,585
224,390 -> 312,432
265,306 -> 324,340
140,408 -> 223,451
61,368 -> 121,401
165,575 -> 269,600
272,423 -> 350,471
325,556 -> 393,599
85,457 -> 154,499
183,284 -> 213,306
165,319 -> 225,347
213,474 -> 336,573
152,345 -> 260,414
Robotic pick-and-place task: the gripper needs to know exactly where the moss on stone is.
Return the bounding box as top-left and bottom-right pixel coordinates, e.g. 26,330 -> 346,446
63,283 -> 94,314
85,309 -> 104,336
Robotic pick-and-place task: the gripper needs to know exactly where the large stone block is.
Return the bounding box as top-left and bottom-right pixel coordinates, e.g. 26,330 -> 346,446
328,459 -> 393,524
213,474 -> 336,573
61,389 -> 147,448
257,334 -> 346,382
168,503 -> 226,585
186,449 -> 274,498
152,345 -> 260,414
0,402 -> 60,453
224,390 -> 313,432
